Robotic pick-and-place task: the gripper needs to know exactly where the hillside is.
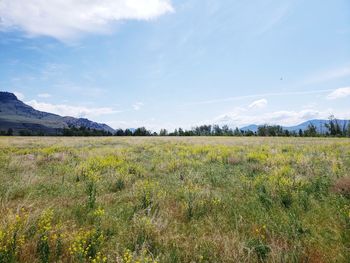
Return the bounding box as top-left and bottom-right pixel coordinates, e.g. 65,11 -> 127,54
0,92 -> 115,135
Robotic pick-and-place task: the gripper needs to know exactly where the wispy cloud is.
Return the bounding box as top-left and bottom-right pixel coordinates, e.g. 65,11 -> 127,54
327,87 -> 350,100
52,82 -> 108,98
304,66 -> 350,84
132,102 -> 144,111
186,89 -> 333,106
256,3 -> 291,36
40,63 -> 70,80
26,100 -> 120,118
248,98 -> 267,109
0,0 -> 174,41
37,93 -> 51,98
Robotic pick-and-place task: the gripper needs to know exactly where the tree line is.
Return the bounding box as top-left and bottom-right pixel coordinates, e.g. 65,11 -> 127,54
0,126 -> 114,136
1,116 -> 350,137
111,116 -> 350,137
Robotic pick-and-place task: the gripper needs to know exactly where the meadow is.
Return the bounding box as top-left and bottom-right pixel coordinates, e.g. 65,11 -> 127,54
0,137 -> 349,263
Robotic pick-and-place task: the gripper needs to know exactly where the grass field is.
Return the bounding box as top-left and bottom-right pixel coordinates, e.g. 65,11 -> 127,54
0,137 -> 349,263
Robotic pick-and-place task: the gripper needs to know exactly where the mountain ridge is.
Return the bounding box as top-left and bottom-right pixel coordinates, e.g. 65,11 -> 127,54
0,92 -> 115,135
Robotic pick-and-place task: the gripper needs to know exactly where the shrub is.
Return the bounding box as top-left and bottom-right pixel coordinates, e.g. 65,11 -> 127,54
69,228 -> 105,263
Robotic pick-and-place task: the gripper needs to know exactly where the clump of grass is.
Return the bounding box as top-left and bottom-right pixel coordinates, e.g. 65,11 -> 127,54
131,215 -> 161,253
35,209 -> 66,263
86,180 -> 97,210
181,182 -> 200,220
0,209 -> 28,263
68,228 -> 106,263
121,248 -> 158,263
36,209 -> 54,263
134,180 -> 164,212
111,178 -> 125,192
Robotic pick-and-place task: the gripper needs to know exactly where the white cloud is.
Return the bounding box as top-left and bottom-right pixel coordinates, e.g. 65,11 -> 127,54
327,87 -> 350,100
26,100 -> 119,118
37,93 -> 51,98
13,91 -> 25,100
213,108 -> 347,127
248,98 -> 267,109
106,119 -> 178,131
0,0 -> 174,41
132,102 -> 144,111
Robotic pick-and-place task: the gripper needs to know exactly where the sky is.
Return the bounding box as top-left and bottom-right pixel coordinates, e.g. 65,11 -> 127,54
0,0 -> 350,131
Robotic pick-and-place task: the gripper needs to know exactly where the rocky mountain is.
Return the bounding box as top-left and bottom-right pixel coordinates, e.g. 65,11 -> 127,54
0,92 -> 115,135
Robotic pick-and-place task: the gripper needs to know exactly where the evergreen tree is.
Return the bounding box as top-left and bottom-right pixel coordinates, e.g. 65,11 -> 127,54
233,127 -> 242,136
124,129 -> 133,136
178,128 -> 184,136
7,128 -> 13,136
115,129 -> 125,136
298,129 -> 303,137
222,125 -> 230,136
325,115 -> 342,136
134,127 -> 151,136
159,129 -> 168,136
213,125 -> 223,136
304,124 -> 318,137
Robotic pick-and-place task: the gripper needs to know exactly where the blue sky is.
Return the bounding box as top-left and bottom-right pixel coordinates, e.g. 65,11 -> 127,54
0,0 -> 350,131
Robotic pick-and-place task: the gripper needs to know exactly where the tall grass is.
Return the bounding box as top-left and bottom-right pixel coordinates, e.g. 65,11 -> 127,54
0,137 -> 349,262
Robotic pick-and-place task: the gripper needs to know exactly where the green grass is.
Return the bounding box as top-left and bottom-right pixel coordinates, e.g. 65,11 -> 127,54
0,137 -> 349,262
